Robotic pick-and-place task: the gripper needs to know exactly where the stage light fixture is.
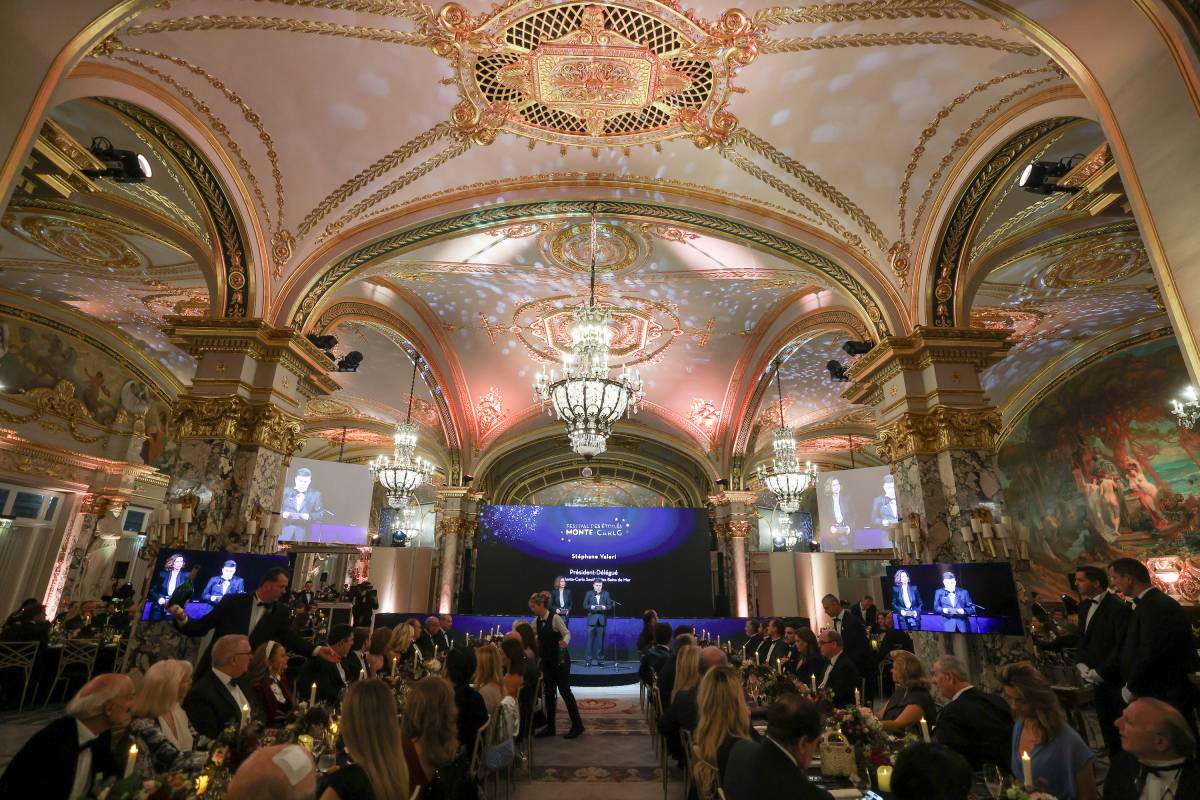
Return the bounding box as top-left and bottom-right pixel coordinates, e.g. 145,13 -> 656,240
82,137 -> 152,183
307,333 -> 338,351
1017,156 -> 1082,195
842,340 -> 873,356
826,360 -> 850,382
335,351 -> 363,372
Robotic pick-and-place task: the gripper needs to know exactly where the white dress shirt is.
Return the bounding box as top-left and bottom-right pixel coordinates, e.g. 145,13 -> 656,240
214,667 -> 250,715
1084,590 -> 1108,633
1139,758 -> 1185,799
819,652 -> 840,688
166,571 -> 180,597
72,720 -> 98,798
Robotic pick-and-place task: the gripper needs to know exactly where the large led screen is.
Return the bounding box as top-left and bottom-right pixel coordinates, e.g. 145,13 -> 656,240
880,562 -> 1024,635
816,465 -> 897,552
277,457 -> 373,545
142,549 -> 289,621
474,505 -> 714,616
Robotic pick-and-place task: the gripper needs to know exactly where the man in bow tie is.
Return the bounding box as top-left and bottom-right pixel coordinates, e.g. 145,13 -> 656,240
584,580 -> 613,667
170,566 -> 339,675
1074,563 -> 1130,758
203,559 -> 247,604
1104,698 -> 1200,799
280,468 -> 326,542
932,572 -> 976,633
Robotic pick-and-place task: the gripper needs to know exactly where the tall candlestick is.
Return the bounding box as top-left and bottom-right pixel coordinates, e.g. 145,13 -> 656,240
810,674 -> 817,692
125,744 -> 138,778
391,655 -> 398,674
854,688 -> 861,706
309,683 -> 317,706
919,716 -> 930,743
241,702 -> 250,728
1021,751 -> 1032,787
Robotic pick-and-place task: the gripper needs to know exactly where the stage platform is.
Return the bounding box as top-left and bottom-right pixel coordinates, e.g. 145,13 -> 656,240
567,659 -> 640,686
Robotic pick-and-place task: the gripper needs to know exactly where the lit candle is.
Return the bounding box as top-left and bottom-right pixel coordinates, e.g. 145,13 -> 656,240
919,716 -> 930,743
359,666 -> 365,681
125,743 -> 138,778
776,658 -> 783,675
755,652 -> 760,665
195,774 -> 209,796
876,765 -> 892,792
810,674 -> 816,692
855,688 -> 861,706
1021,751 -> 1032,787
298,734 -> 314,752
479,629 -> 483,639
413,648 -> 419,668
716,634 -> 720,647
391,655 -> 398,674
309,683 -> 317,706
241,702 -> 250,727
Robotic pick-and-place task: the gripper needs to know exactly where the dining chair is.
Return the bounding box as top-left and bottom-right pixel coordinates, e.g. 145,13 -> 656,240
0,641 -> 40,710
468,715 -> 492,789
521,673 -> 543,782
680,727 -> 695,799
43,640 -> 100,706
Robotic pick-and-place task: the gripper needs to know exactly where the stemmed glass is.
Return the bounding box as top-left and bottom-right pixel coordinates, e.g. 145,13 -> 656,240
983,763 -> 1005,800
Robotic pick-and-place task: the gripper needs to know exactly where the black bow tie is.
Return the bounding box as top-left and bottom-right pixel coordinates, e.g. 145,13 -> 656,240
1141,761 -> 1186,776
257,601 -> 272,609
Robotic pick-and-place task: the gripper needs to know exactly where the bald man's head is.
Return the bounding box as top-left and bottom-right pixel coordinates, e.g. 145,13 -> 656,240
699,646 -> 728,675
227,744 -> 314,800
1117,697 -> 1197,761
66,673 -> 134,730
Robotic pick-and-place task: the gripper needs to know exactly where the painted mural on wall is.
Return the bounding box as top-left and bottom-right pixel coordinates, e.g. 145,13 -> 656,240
0,314 -> 178,470
998,335 -> 1200,599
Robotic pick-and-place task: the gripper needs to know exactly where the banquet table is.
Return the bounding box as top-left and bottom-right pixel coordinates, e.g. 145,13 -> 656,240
28,640 -> 122,705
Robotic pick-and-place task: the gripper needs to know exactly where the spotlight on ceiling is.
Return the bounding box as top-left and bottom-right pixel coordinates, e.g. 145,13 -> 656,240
1017,156 -> 1083,195
826,360 -> 850,383
842,340 -> 874,357
82,137 -> 152,183
335,351 -> 363,372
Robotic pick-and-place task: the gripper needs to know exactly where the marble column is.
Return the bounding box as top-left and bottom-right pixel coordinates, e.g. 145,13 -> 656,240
162,319 -> 340,550
434,487 -> 479,613
710,491 -> 757,618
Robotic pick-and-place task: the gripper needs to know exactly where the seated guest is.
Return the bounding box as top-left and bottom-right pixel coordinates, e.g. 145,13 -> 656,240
639,621 -> 673,684
388,623 -> 419,669
485,673 -> 523,770
317,679 -> 408,800
291,602 -> 315,638
932,654 -> 1013,770
876,651 -> 938,735
97,600 -> 131,633
183,634 -> 254,739
343,627 -> 370,683
1105,697 -> 1200,800
878,611 -> 914,654
0,672 -> 134,799
785,626 -> 826,685
401,676 -> 461,793
757,618 -> 788,667
740,619 -> 764,661
366,626 -> 394,677
65,600 -> 100,638
1,597 -> 50,645
659,630 -> 697,709
249,640 -> 294,726
130,659 -> 213,777
659,644 -> 700,764
891,741 -> 973,800
998,661 -> 1096,800
473,643 -> 505,717
636,609 -> 658,653
692,664 -> 752,796
297,624 -> 353,706
501,635 -> 538,733
446,648 -> 489,754
416,615 -> 449,657
228,744 -> 315,800
512,620 -> 538,661
722,693 -> 833,800
816,630 -> 862,707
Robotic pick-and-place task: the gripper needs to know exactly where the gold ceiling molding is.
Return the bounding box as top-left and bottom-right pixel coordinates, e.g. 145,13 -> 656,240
968,192 -> 1067,261
541,219 -> 649,275
100,41 -> 293,275
974,220 -> 1140,282
875,405 -> 1000,463
121,15 -> 435,46
0,379 -> 106,444
112,181 -> 209,245
8,195 -> 195,257
2,212 -> 145,271
0,427 -> 155,488
762,31 -> 1041,55
248,0 -> 436,20
115,118 -> 211,246
1039,236 -> 1148,289
896,64 -> 1059,247
753,1 -> 986,26
298,123 -> 452,237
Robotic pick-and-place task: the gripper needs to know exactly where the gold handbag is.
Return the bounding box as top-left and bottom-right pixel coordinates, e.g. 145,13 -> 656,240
819,731 -> 856,777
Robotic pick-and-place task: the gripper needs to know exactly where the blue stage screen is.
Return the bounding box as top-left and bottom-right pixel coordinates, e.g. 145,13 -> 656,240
881,562 -> 1024,635
474,505 -> 714,616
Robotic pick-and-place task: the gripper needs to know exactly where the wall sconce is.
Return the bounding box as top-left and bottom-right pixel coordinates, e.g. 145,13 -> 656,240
0,514 -> 14,536
903,512 -> 928,562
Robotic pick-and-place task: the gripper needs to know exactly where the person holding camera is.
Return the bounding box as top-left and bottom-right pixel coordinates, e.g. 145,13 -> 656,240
352,581 -> 378,628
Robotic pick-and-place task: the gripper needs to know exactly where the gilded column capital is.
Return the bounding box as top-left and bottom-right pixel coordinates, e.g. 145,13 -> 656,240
876,406 -> 1001,463
725,519 -> 753,540
172,395 -> 303,455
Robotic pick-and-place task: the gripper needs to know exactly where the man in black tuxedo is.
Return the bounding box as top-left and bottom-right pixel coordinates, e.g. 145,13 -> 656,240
638,621 -> 672,684
297,624 -> 353,706
169,566 -> 339,675
931,654 -> 1013,770
1074,563 -> 1131,757
851,595 -> 880,634
1105,697 -> 1200,800
821,593 -> 875,700
202,560 -> 247,604
550,576 -> 572,619
280,467 -> 327,541
343,627 -> 370,683
293,580 -> 317,609
722,693 -> 833,800
815,630 -> 862,707
439,614 -> 463,648
583,579 -> 613,666
1110,557 -> 1200,724
0,673 -> 133,799
740,619 -> 764,662
183,634 -> 255,739
416,615 -> 450,656
932,572 -> 977,633
757,618 -> 789,667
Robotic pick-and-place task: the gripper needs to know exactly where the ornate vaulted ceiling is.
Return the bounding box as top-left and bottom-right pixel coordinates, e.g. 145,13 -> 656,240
0,0 -> 1170,501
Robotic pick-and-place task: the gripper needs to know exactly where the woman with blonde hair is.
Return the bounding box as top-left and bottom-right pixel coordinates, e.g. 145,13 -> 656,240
318,679 -> 408,800
400,675 -> 460,792
671,644 -> 701,702
473,643 -> 504,716
998,661 -> 1096,800
691,665 -> 751,792
388,622 -> 418,666
129,659 -> 213,777
249,640 -> 293,726
876,650 -> 937,734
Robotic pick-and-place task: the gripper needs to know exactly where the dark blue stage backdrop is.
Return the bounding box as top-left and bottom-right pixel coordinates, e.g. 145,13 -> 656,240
474,504 -> 714,616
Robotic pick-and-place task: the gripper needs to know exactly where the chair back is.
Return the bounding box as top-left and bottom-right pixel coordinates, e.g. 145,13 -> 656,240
60,640 -> 100,670
469,715 -> 492,779
692,753 -> 720,800
0,641 -> 38,670
717,788 -> 727,800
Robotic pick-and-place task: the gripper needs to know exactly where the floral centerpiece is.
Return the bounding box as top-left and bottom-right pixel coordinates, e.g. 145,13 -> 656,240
90,773 -> 199,800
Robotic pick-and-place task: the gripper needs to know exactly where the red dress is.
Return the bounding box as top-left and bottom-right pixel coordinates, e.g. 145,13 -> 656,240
253,674 -> 293,726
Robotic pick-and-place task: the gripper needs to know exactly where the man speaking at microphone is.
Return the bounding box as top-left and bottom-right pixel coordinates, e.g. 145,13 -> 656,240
584,580 -> 613,667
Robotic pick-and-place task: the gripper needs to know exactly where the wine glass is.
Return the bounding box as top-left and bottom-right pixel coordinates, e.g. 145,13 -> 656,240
983,763 -> 1004,800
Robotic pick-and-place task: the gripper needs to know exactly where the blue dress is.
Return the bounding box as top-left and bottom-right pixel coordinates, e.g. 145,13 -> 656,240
1010,717 -> 1093,800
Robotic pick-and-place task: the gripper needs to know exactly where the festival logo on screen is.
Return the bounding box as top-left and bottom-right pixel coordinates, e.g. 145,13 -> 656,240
478,505 -> 692,564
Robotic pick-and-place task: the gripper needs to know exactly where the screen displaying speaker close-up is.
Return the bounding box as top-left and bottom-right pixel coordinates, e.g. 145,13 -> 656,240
473,505 -> 714,616
815,465 -> 897,552
277,456 -> 374,545
141,549 -> 289,621
880,562 -> 1025,635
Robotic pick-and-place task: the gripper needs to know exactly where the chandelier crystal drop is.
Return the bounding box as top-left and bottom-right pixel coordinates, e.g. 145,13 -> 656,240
757,358 -> 817,513
1171,385 -> 1200,430
534,207 -> 644,458
370,355 -> 434,508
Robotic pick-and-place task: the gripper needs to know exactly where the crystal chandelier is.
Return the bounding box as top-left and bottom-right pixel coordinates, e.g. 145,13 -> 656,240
533,207 -> 644,458
370,354 -> 434,507
1171,386 -> 1200,429
757,358 -> 817,513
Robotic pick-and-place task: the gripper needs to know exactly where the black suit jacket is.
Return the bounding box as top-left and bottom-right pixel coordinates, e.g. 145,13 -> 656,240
722,738 -> 833,800
819,653 -> 862,707
584,590 -> 612,626
740,633 -> 764,661
1103,752 -> 1200,800
297,655 -> 347,705
182,670 -> 247,740
659,652 -> 679,708
639,644 -> 670,684
879,629 -> 914,655
0,716 -> 120,800
1120,587 -> 1200,708
550,587 -> 573,618
933,687 -> 1013,770
833,611 -> 873,673
342,650 -> 369,683
658,686 -> 699,763
1077,591 -> 1131,685
176,592 -> 313,674
851,604 -> 880,633
757,637 -> 789,668
890,585 -> 924,617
